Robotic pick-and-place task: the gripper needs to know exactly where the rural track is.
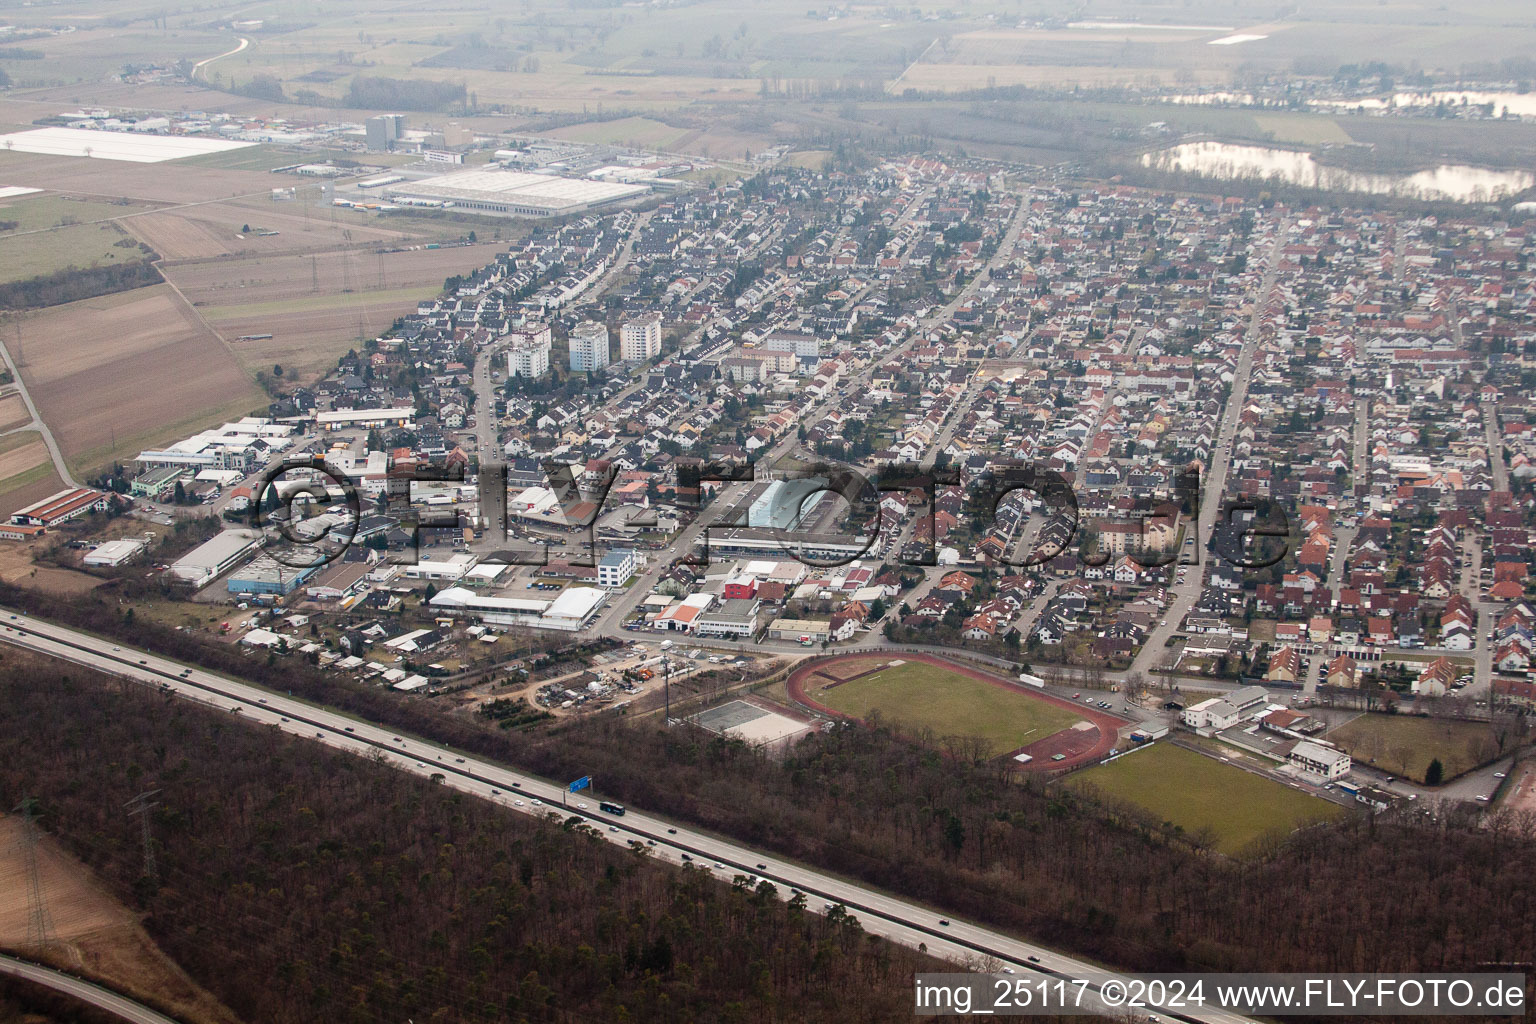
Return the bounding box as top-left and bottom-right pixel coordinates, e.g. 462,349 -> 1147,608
0,325 -> 80,490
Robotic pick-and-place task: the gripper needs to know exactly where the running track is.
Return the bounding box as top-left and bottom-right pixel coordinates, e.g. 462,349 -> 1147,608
786,652 -> 1127,770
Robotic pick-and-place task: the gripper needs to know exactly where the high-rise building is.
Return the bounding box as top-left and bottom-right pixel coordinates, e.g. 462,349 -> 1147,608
568,321 -> 611,374
365,113 -> 406,152
620,311 -> 664,362
505,323 -> 552,379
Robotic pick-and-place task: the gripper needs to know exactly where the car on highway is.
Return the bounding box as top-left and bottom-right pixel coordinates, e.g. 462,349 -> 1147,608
1476,795 -> 1491,802
491,789 -> 500,795
455,758 -> 465,763
667,828 -> 677,834
938,919 -> 950,927
416,761 -> 426,767
681,854 -> 693,861
1027,956 -> 1039,963
1495,772 -> 1507,778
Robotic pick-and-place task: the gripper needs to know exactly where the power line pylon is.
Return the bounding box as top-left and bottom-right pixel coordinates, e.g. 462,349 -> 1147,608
124,790 -> 161,886
12,797 -> 55,953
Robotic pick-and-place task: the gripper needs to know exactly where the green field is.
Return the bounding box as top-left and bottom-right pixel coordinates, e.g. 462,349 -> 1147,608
813,659 -> 1083,757
1069,743 -> 1346,856
1327,714 -> 1495,783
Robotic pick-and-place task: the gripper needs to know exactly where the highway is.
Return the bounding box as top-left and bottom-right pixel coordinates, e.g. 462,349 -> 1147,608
0,609 -> 1261,1024
0,953 -> 181,1024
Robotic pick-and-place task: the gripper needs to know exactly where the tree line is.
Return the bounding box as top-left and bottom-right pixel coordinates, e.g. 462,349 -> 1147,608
0,259 -> 161,311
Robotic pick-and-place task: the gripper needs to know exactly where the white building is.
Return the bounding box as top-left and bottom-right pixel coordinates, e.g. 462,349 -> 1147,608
169,529 -> 261,588
597,548 -> 637,588
620,312 -> 663,362
1181,697 -> 1241,731
1288,740 -> 1352,780
403,553 -> 477,582
83,538 -> 146,567
569,320 -> 611,374
428,585 -> 606,631
506,323 -> 552,379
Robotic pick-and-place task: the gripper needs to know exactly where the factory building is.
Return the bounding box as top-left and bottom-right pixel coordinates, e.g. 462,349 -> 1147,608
382,168 -> 647,218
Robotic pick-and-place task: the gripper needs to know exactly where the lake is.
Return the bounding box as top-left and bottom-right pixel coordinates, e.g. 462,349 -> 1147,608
1141,141 -> 1535,202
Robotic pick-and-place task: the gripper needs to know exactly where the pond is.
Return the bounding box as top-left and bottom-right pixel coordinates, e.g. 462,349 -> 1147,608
1140,141 -> 1534,202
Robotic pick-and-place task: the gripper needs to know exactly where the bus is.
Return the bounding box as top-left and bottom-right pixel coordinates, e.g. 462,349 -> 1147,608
599,801 -> 626,816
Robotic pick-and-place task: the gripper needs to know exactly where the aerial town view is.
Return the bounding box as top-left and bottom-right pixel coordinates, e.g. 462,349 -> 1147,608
0,0 -> 1535,1021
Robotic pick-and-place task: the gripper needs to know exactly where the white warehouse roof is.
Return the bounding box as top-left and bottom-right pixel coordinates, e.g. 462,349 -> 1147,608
384,168 -> 647,214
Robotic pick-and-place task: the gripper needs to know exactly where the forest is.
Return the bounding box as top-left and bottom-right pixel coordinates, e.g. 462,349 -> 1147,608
6,581 -> 1536,985
0,653 -> 948,1024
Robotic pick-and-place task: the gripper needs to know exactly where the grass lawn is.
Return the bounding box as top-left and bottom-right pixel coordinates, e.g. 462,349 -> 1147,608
1327,714 -> 1495,783
812,659 -> 1083,757
1068,743 -> 1346,856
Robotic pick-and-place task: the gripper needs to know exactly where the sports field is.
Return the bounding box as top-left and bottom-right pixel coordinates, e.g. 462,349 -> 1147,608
807,656 -> 1084,757
1069,743 -> 1345,856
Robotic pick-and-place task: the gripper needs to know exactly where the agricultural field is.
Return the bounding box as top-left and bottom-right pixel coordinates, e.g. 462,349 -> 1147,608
804,655 -> 1084,757
0,392 -> 31,433
0,148 -> 281,207
164,240 -> 510,378
546,116 -> 694,149
1327,714 -> 1497,783
0,219 -> 156,284
0,429 -> 63,516
7,285 -> 265,475
124,193 -> 472,262
0,812 -> 242,1024
1069,742 -> 1347,856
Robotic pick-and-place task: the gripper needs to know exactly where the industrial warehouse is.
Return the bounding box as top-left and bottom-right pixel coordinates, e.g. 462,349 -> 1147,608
382,168 -> 649,217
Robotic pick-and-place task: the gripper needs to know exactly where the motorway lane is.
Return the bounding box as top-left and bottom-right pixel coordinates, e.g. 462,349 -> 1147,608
0,609 -> 1262,1024
0,953 -> 181,1024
